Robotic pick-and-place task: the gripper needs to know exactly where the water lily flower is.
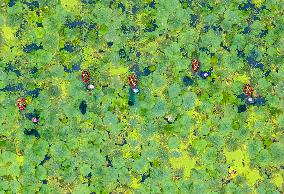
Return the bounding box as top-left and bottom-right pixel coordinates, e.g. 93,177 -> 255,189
164,115 -> 175,124
88,84 -> 95,90
133,88 -> 139,93
32,117 -> 38,123
247,97 -> 254,104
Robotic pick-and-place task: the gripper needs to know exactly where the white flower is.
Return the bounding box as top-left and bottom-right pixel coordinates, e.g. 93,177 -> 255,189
88,84 -> 95,90
248,97 -> 254,103
133,88 -> 139,93
166,115 -> 174,122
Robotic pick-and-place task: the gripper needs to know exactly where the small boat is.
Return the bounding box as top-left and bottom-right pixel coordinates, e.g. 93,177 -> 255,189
81,70 -> 90,83
17,97 -> 26,110
191,58 -> 200,72
243,84 -> 253,96
128,73 -> 139,89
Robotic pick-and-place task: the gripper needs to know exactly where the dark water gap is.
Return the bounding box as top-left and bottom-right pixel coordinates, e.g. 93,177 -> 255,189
24,128 -> 40,138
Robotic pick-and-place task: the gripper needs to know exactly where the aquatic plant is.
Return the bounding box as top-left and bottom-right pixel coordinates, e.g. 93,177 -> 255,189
0,0 -> 283,193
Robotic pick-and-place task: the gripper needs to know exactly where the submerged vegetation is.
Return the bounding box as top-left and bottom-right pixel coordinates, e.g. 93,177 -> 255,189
0,0 -> 283,193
